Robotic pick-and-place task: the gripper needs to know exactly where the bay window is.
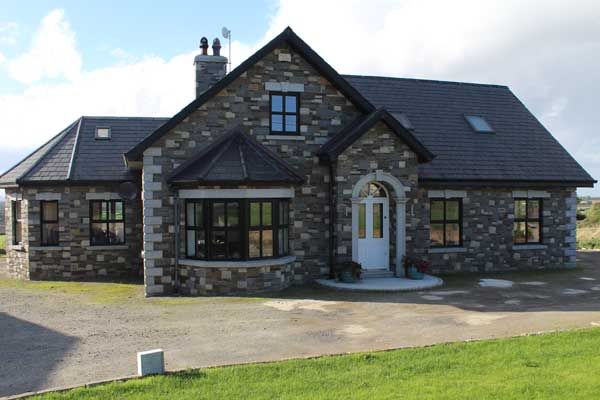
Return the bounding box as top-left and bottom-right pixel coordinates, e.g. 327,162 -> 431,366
185,199 -> 290,260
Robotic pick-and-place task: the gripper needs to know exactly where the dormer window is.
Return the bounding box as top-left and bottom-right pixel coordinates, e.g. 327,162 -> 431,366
465,115 -> 494,133
270,92 -> 299,134
95,127 -> 111,140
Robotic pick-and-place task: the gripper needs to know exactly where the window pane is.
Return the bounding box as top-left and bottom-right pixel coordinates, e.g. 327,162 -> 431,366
430,200 -> 444,221
262,229 -> 273,257
262,202 -> 272,226
445,200 -> 459,221
430,224 -> 444,246
101,202 -> 108,220
280,201 -> 289,225
515,200 -> 526,219
42,223 -> 59,246
284,115 -> 297,132
250,203 -> 260,226
358,204 -> 366,239
196,230 -> 206,259
249,230 -> 260,258
91,223 -> 107,245
212,203 -> 225,227
285,95 -> 296,112
527,222 -> 540,243
186,202 -> 196,227
211,230 -> 226,259
92,202 -> 103,221
373,203 -> 383,238
15,221 -> 22,244
527,200 -> 540,219
227,230 -> 241,259
278,228 -> 284,255
42,202 -> 58,221
283,227 -> 289,254
271,114 -> 283,132
227,202 -> 239,227
514,222 -> 526,243
113,201 -> 124,221
109,222 -> 125,244
186,230 -> 196,257
445,223 -> 460,246
271,95 -> 283,112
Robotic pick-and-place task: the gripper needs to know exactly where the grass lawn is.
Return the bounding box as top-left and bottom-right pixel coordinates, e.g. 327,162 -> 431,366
34,328 -> 600,400
578,203 -> 600,249
0,234 -> 5,257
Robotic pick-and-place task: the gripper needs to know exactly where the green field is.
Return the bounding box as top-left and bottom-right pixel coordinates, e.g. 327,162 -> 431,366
35,328 -> 600,400
577,203 -> 600,249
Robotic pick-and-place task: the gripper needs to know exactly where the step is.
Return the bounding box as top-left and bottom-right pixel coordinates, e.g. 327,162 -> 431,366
362,269 -> 394,279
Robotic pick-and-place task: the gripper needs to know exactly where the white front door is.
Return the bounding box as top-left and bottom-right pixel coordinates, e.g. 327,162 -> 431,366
357,196 -> 389,270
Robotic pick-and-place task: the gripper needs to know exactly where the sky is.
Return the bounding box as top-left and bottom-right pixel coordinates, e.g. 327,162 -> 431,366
0,0 -> 599,198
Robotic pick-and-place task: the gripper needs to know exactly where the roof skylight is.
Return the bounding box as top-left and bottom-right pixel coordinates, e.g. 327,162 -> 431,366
95,127 -> 111,140
465,115 -> 494,133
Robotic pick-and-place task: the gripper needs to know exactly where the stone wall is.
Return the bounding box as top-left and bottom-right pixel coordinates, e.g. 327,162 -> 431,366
142,43 -> 361,296
413,187 -> 577,273
4,190 -> 29,279
178,257 -> 295,295
3,184 -> 143,280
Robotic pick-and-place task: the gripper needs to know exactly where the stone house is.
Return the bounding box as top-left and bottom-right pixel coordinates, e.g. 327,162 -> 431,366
0,27 -> 594,296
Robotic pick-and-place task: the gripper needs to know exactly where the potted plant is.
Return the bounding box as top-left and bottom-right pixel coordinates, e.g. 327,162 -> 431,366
336,261 -> 362,283
403,256 -> 429,280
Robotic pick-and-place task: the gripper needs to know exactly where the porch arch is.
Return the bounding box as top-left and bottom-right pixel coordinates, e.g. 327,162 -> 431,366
351,171 -> 408,276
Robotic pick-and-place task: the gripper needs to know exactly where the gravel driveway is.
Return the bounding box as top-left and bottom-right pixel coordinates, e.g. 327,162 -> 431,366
2,252 -> 600,397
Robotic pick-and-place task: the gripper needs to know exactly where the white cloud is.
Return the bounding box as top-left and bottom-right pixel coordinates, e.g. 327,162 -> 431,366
7,9 -> 81,84
1,2 -> 599,195
0,21 -> 18,45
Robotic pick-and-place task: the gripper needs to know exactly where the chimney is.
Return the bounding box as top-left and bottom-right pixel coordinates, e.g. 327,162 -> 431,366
194,37 -> 228,97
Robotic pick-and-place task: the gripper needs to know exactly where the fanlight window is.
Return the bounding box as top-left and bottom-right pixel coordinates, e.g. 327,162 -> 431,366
359,182 -> 387,198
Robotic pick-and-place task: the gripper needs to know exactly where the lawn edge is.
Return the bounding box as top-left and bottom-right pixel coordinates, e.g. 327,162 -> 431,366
7,327 -> 597,400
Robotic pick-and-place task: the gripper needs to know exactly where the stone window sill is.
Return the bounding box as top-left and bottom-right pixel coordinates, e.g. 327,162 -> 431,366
428,247 -> 467,254
29,246 -> 68,251
8,245 -> 25,251
512,244 -> 547,250
179,255 -> 296,269
86,245 -> 129,251
266,135 -> 306,141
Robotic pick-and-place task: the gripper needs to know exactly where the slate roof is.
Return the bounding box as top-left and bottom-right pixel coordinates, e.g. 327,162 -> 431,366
343,75 -> 595,186
318,108 -> 434,162
0,116 -> 168,186
168,130 -> 304,185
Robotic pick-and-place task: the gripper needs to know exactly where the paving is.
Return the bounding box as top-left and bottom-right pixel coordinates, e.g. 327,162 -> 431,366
2,252 -> 600,397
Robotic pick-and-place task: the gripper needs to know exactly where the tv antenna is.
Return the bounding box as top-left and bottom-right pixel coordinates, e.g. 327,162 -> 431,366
222,26 -> 232,73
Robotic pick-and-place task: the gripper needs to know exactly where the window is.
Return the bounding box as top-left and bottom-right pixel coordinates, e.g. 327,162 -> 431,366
41,201 -> 59,246
514,199 -> 542,244
270,92 -> 299,134
95,127 -> 111,139
465,115 -> 494,133
430,199 -> 462,247
12,200 -> 22,245
90,200 -> 125,246
185,199 -> 290,260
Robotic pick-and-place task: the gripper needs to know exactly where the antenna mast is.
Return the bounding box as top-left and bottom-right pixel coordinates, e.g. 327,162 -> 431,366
222,27 -> 232,73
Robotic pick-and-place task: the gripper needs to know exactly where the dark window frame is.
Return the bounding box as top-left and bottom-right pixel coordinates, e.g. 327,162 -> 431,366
12,200 -> 22,246
40,200 -> 59,247
269,92 -> 300,135
429,198 -> 463,248
513,198 -> 543,244
185,199 -> 290,261
89,200 -> 126,246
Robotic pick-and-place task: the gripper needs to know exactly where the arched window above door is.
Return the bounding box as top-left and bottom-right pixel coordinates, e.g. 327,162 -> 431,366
358,182 -> 387,198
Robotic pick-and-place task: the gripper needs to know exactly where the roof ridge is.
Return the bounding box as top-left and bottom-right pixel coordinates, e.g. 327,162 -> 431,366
342,74 -> 509,89
20,118 -> 80,183
67,117 -> 84,180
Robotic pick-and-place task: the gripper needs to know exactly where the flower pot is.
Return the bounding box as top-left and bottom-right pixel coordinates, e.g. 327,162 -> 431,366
339,271 -> 356,283
407,266 -> 424,280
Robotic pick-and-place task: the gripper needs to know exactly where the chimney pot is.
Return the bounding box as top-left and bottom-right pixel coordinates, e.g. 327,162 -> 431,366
200,37 -> 209,56
212,38 -> 222,56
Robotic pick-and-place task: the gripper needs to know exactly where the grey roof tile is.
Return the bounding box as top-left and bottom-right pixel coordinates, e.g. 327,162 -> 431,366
343,75 -> 595,185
